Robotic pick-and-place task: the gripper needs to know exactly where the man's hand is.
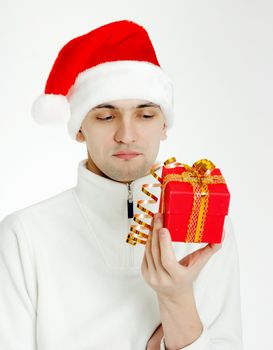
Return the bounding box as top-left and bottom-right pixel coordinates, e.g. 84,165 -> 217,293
141,212 -> 222,300
142,212 -> 223,349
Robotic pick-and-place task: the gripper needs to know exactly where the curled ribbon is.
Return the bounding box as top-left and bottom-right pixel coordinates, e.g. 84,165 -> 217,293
126,157 -> 226,245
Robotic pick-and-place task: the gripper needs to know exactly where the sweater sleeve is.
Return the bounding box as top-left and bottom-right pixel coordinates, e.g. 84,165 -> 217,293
0,214 -> 37,349
159,216 -> 243,350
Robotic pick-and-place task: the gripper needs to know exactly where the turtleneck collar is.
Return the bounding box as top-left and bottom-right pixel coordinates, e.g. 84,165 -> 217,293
72,158 -> 162,270
73,158 -> 160,222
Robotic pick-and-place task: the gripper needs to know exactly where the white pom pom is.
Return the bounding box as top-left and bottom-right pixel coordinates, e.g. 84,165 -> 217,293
31,94 -> 70,125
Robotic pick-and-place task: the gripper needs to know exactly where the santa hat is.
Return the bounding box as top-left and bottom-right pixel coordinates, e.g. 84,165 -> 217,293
31,19 -> 174,140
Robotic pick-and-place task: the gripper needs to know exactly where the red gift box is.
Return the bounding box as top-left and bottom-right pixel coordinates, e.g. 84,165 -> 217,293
158,159 -> 230,243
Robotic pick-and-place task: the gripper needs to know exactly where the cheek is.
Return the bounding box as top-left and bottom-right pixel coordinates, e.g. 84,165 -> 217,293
143,126 -> 162,144
85,130 -> 113,155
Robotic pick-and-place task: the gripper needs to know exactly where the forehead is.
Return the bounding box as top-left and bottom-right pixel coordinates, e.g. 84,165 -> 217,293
91,99 -> 161,111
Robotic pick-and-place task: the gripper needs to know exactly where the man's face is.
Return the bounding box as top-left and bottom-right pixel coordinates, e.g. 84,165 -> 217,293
76,99 -> 167,183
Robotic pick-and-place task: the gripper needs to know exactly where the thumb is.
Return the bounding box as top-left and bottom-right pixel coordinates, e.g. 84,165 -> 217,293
178,243 -> 222,268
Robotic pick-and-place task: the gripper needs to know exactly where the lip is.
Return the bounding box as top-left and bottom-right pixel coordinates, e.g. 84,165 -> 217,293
113,152 -> 141,156
113,153 -> 142,160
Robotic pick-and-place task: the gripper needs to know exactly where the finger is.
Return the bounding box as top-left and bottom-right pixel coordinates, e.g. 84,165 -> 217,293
151,213 -> 170,275
179,242 -> 222,268
151,213 -> 163,269
145,232 -> 157,274
141,249 -> 148,269
158,227 -> 178,277
195,243 -> 222,269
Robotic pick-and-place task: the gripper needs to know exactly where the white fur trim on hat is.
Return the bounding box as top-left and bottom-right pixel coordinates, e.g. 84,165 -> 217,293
66,60 -> 174,140
31,93 -> 70,125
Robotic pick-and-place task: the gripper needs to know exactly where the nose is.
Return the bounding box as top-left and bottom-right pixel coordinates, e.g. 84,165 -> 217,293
114,118 -> 137,144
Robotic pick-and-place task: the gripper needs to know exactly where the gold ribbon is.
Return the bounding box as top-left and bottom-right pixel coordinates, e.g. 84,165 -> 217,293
126,157 -> 226,245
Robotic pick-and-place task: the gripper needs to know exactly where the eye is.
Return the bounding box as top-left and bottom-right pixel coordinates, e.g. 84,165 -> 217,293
96,115 -> 113,121
142,114 -> 154,119
96,114 -> 155,121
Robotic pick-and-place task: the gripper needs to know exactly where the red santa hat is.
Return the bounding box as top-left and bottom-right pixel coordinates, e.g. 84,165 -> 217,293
31,19 -> 174,140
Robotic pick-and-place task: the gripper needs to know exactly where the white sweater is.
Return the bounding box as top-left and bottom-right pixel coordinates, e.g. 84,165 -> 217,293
0,159 -> 243,350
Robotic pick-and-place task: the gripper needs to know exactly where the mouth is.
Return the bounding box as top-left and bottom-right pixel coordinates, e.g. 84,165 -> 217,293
113,152 -> 142,160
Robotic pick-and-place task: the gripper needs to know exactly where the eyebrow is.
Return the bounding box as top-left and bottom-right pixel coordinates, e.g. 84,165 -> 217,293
91,102 -> 161,110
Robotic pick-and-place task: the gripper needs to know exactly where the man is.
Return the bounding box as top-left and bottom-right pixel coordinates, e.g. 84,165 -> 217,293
0,20 -> 243,349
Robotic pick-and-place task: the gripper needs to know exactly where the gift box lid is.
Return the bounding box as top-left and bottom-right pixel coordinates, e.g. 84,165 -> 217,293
159,165 -> 230,215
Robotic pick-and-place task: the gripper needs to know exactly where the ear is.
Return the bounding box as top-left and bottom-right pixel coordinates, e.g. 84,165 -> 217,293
160,122 -> 168,141
76,128 -> 85,143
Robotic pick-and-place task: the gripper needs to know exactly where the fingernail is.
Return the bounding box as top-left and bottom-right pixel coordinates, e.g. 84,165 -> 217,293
153,214 -> 158,222
160,228 -> 166,236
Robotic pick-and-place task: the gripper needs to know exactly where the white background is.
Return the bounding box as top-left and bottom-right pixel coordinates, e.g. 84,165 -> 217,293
1,0 -> 272,348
